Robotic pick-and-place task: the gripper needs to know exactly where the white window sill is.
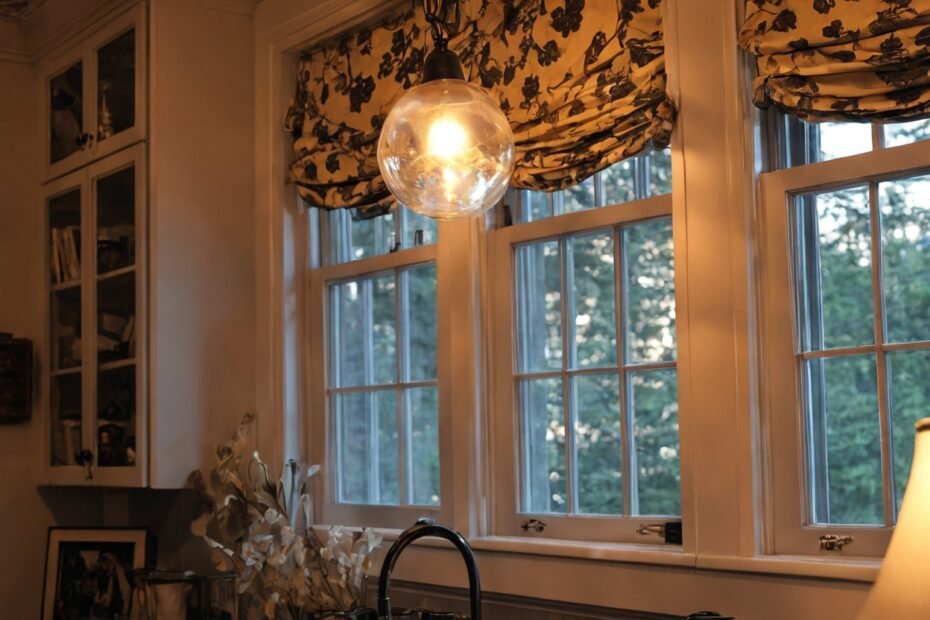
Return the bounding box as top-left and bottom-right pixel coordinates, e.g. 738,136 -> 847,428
697,554 -> 879,583
316,525 -> 880,582
468,536 -> 692,567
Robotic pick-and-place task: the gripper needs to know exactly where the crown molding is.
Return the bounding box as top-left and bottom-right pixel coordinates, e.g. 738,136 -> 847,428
0,47 -> 29,63
158,0 -> 257,16
27,0 -> 139,66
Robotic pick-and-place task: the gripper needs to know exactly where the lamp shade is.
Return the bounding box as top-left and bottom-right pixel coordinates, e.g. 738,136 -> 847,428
857,418 -> 930,619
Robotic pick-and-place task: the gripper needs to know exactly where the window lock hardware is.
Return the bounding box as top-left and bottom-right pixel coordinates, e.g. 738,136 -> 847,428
637,521 -> 683,545
520,518 -> 547,533
819,534 -> 854,552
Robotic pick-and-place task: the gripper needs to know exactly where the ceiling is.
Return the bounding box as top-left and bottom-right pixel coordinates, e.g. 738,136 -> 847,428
0,1 -> 30,19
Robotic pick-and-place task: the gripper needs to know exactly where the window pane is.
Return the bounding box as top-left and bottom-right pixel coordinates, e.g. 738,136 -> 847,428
806,355 -> 883,525
883,119 -> 930,148
400,205 -> 437,248
795,186 -> 874,351
335,390 -> 399,505
631,369 -> 680,517
888,349 -> 930,515
879,175 -> 930,344
407,386 -> 440,506
326,208 -> 395,264
816,122 -> 872,162
624,218 -> 676,363
515,240 -> 562,372
776,116 -> 872,168
567,231 -> 617,369
329,275 -> 396,387
648,149 -> 672,197
329,280 -> 365,387
404,264 -> 437,381
521,190 -> 552,223
372,274 -> 397,385
557,176 -> 595,215
601,158 -> 636,206
521,377 -> 567,514
574,373 -> 622,515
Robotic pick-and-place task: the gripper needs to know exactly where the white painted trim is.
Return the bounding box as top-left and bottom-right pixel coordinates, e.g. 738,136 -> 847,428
159,0 -> 256,16
0,48 -> 29,63
30,0 -> 140,67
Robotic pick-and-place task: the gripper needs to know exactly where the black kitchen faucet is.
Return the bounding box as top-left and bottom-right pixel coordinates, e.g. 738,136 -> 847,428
377,518 -> 482,620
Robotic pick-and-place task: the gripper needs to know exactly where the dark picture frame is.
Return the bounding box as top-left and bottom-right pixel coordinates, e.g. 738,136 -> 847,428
42,527 -> 151,620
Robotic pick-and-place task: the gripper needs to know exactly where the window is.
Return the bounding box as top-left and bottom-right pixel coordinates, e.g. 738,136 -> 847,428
760,113 -> 930,556
328,264 -> 439,507
309,204 -> 448,528
491,151 -> 680,542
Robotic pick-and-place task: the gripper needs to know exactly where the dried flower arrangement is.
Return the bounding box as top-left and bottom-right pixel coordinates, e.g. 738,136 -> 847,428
190,413 -> 382,619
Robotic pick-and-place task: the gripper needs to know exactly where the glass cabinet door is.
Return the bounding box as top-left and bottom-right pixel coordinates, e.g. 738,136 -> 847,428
49,61 -> 86,165
96,28 -> 136,144
43,7 -> 145,179
48,187 -> 86,469
94,163 -> 139,470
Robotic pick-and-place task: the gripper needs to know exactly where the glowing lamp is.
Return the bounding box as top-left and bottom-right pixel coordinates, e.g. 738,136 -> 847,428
377,1 -> 515,221
857,418 -> 930,619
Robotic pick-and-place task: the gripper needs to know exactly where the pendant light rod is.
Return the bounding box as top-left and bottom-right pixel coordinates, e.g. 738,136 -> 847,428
420,0 -> 465,82
423,0 -> 448,47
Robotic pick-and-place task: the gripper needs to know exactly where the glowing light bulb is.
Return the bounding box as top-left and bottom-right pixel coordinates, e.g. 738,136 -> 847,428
378,80 -> 515,220
427,118 -> 469,161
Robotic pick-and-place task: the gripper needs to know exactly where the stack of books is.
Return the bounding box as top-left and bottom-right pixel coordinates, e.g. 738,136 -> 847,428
51,226 -> 81,284
98,312 -> 135,362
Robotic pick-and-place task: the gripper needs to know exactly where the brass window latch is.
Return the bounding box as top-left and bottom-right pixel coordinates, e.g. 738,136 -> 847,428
819,534 -> 854,552
637,522 -> 684,544
520,518 -> 547,533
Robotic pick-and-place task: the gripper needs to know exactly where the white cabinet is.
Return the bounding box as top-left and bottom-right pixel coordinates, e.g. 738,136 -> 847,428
44,145 -> 147,487
40,5 -> 146,180
38,0 -> 255,489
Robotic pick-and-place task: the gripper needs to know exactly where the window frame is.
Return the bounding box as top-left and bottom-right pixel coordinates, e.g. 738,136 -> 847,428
307,215 -> 455,529
489,191 -> 680,544
759,134 -> 930,557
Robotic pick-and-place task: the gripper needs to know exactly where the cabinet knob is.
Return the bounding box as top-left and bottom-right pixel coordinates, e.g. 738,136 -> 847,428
76,132 -> 95,150
75,449 -> 94,480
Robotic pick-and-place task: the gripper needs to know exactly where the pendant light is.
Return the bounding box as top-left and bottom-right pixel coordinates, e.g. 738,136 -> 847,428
377,0 -> 516,221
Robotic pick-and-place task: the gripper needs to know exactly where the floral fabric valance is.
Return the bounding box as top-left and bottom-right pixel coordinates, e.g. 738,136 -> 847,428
739,0 -> 930,122
286,0 -> 675,218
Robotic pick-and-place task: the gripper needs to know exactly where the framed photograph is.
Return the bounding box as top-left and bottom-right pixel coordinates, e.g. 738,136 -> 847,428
42,528 -> 151,620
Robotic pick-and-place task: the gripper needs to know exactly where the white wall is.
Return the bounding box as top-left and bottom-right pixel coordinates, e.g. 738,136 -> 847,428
0,56 -> 51,620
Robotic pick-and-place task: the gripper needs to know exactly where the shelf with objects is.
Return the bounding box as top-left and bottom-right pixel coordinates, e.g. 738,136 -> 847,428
43,144 -> 146,487
40,4 -> 146,181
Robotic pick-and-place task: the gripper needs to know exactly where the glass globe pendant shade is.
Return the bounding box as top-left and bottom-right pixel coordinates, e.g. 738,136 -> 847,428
377,78 -> 516,221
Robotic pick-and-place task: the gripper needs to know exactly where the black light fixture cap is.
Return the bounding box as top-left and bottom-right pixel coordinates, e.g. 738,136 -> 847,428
422,45 -> 466,82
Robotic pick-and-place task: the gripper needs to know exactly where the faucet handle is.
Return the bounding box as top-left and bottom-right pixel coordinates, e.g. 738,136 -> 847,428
416,517 -> 437,526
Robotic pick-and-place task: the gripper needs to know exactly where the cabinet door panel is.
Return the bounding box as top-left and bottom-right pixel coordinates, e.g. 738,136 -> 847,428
45,176 -> 90,481
42,5 -> 146,181
87,146 -> 147,487
49,62 -> 85,165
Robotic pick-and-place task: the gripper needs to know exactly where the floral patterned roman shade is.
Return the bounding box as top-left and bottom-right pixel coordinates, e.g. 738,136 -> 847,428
286,0 -> 675,218
739,0 -> 930,122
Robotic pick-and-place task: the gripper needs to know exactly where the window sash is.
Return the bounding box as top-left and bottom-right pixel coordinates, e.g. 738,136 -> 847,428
490,194 -> 678,543
308,236 -> 452,528
759,139 -> 930,557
